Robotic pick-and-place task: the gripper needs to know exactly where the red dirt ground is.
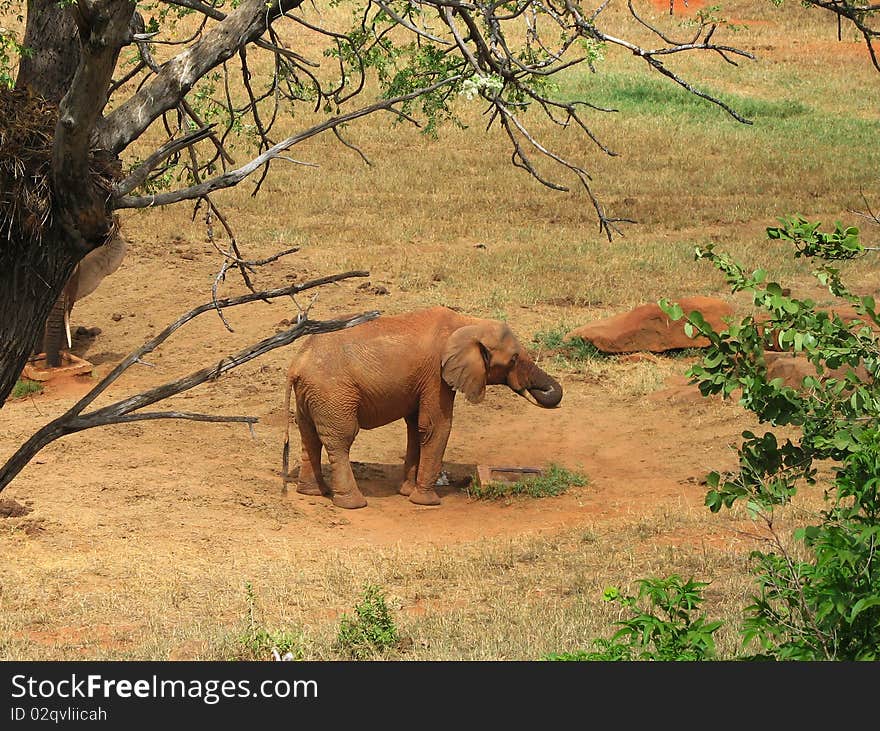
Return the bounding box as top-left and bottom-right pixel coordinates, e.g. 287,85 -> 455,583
1,275 -> 756,555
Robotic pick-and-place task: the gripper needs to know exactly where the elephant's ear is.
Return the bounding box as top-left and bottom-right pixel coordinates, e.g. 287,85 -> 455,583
441,325 -> 488,404
73,235 -> 128,301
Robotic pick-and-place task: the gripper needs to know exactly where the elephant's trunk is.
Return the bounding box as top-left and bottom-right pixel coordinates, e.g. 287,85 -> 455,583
520,361 -> 563,408
43,290 -> 72,368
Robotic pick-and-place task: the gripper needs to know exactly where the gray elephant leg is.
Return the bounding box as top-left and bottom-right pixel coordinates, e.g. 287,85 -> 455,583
295,412 -> 330,497
43,284 -> 74,367
318,417 -> 367,509
399,412 -> 420,497
409,393 -> 454,506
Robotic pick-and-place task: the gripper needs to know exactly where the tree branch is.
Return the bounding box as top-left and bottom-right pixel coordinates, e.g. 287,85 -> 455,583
52,0 -> 136,247
0,271 -> 378,492
97,0 -> 308,154
114,123 -> 217,197
112,75 -> 461,207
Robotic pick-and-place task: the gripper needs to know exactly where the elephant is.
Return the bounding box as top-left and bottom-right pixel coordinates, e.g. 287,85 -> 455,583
41,235 -> 127,367
282,306 -> 563,509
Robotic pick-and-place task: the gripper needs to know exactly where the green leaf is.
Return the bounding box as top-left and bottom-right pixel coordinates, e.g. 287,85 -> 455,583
660,299 -> 683,321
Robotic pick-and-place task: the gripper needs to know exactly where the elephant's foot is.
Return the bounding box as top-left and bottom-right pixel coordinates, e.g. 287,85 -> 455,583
332,491 -> 368,510
296,481 -> 330,497
398,480 -> 415,497
408,487 -> 441,506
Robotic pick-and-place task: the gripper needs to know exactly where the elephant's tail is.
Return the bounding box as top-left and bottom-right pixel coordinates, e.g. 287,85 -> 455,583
281,370 -> 297,484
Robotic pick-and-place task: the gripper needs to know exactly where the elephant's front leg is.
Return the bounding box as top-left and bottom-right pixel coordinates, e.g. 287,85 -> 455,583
399,412 -> 420,497
408,392 -> 454,506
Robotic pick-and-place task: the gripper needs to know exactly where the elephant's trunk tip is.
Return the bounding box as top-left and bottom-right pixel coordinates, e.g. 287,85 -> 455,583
527,379 -> 563,408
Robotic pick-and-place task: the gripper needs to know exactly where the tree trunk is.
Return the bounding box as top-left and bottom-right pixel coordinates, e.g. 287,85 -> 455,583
0,238 -> 78,404
15,0 -> 80,103
1,1 -> 128,406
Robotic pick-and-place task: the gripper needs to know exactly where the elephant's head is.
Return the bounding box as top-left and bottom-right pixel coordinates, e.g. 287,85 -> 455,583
441,320 -> 563,408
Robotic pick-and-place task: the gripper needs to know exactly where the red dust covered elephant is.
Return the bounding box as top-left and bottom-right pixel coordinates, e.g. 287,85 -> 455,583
282,306 -> 563,508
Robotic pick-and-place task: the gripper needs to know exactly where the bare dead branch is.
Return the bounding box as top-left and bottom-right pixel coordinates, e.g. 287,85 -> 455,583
0,272 -> 377,492
115,124 -> 217,197
372,0 -> 451,44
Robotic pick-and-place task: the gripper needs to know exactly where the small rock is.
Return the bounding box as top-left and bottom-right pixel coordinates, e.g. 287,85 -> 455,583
356,281 -> 389,295
764,351 -> 871,389
74,326 -> 102,338
180,252 -> 196,261
474,243 -> 487,249
111,313 -> 123,322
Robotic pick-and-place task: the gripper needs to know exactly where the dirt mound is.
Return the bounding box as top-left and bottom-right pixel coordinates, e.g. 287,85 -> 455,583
0,498 -> 33,518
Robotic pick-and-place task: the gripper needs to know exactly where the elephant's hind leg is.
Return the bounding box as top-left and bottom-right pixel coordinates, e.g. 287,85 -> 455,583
319,417 -> 367,510
399,413 -> 420,497
296,413 -> 330,497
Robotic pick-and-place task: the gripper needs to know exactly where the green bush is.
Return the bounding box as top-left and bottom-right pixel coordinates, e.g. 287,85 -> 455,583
334,584 -> 399,660
229,582 -> 304,661
546,576 -> 722,661
660,216 -> 880,660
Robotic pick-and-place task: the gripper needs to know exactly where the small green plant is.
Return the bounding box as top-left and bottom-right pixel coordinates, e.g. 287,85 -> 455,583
531,326 -> 605,364
467,464 -> 588,500
230,582 -> 304,661
11,379 -> 43,399
545,576 -> 723,661
334,584 -> 399,660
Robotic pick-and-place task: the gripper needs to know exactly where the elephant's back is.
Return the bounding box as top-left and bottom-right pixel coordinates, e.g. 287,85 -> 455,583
286,306 -> 467,392
290,307 -> 467,367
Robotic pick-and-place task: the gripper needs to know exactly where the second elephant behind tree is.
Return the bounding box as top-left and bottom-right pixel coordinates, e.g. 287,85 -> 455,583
282,306 -> 563,509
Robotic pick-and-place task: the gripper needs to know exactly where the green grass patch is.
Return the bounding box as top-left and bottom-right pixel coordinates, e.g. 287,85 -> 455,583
566,71 -> 810,121
231,625 -> 304,661
562,69 -> 880,162
532,326 -> 606,362
467,464 -> 589,501
11,379 -> 43,399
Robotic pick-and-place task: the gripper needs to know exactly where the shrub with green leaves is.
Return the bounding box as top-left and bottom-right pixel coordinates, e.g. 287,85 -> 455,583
334,584 -> 399,660
661,216 -> 880,660
546,576 -> 722,661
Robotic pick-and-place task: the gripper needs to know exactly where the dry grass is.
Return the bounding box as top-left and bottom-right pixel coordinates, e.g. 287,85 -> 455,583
0,493 -> 825,661
2,0 -> 879,661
